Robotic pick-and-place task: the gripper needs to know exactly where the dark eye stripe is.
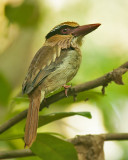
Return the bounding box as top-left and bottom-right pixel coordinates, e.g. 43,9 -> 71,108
46,25 -> 68,39
51,25 -> 62,33
45,25 -> 77,39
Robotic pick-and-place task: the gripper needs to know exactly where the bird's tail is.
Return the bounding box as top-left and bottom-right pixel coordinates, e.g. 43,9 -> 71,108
24,90 -> 43,148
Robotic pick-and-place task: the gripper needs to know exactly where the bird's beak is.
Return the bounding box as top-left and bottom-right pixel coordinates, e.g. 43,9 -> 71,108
72,23 -> 101,37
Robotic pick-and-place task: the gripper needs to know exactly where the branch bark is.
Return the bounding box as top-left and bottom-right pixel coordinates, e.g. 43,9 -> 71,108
1,133 -> 128,159
0,149 -> 35,159
0,62 -> 128,134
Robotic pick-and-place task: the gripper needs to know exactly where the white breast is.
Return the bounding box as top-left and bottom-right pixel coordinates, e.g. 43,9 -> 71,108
42,49 -> 82,94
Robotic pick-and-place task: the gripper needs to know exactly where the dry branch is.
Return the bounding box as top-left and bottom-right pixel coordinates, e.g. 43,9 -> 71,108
0,61 -> 128,134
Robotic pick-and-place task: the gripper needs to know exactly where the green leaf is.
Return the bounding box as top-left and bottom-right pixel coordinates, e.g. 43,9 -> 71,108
38,111 -> 92,127
31,133 -> 78,160
0,132 -> 64,141
41,132 -> 66,139
0,112 -> 91,142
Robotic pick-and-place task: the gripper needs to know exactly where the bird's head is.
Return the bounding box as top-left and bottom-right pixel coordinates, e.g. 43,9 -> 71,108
45,22 -> 101,49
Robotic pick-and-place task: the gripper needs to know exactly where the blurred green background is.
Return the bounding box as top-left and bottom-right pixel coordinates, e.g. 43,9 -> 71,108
0,0 -> 128,159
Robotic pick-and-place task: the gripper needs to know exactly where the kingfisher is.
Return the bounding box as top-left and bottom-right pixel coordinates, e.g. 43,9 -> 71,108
22,21 -> 101,147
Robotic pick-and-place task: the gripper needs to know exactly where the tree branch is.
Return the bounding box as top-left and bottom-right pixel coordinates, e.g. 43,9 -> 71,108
0,61 -> 128,134
0,149 -> 35,159
1,133 -> 128,159
102,133 -> 128,141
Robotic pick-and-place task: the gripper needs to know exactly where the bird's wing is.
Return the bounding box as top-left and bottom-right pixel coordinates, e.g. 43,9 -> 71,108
22,45 -> 61,94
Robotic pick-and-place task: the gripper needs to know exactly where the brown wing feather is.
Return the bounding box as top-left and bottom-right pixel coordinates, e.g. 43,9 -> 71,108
22,45 -> 60,94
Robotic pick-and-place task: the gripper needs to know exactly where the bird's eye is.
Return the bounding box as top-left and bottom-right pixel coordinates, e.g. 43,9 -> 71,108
60,28 -> 68,34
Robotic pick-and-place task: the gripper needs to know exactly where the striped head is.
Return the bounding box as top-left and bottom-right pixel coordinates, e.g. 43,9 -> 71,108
46,22 -> 79,40
45,21 -> 101,49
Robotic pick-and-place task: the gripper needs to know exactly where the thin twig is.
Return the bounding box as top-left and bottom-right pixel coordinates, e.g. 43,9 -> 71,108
102,133 -> 128,141
0,62 -> 128,134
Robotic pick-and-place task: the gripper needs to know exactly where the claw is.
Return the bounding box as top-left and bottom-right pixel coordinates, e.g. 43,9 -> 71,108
63,84 -> 71,97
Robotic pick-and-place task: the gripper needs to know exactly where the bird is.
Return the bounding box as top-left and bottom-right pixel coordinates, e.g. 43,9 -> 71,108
22,21 -> 101,147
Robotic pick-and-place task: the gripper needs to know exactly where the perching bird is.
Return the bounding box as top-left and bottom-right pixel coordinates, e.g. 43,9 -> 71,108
22,21 -> 101,147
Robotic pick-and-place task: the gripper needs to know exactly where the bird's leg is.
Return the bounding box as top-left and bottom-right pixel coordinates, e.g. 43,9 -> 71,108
63,84 -> 71,97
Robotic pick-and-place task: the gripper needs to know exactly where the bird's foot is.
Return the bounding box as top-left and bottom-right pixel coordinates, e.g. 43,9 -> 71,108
63,84 -> 71,97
